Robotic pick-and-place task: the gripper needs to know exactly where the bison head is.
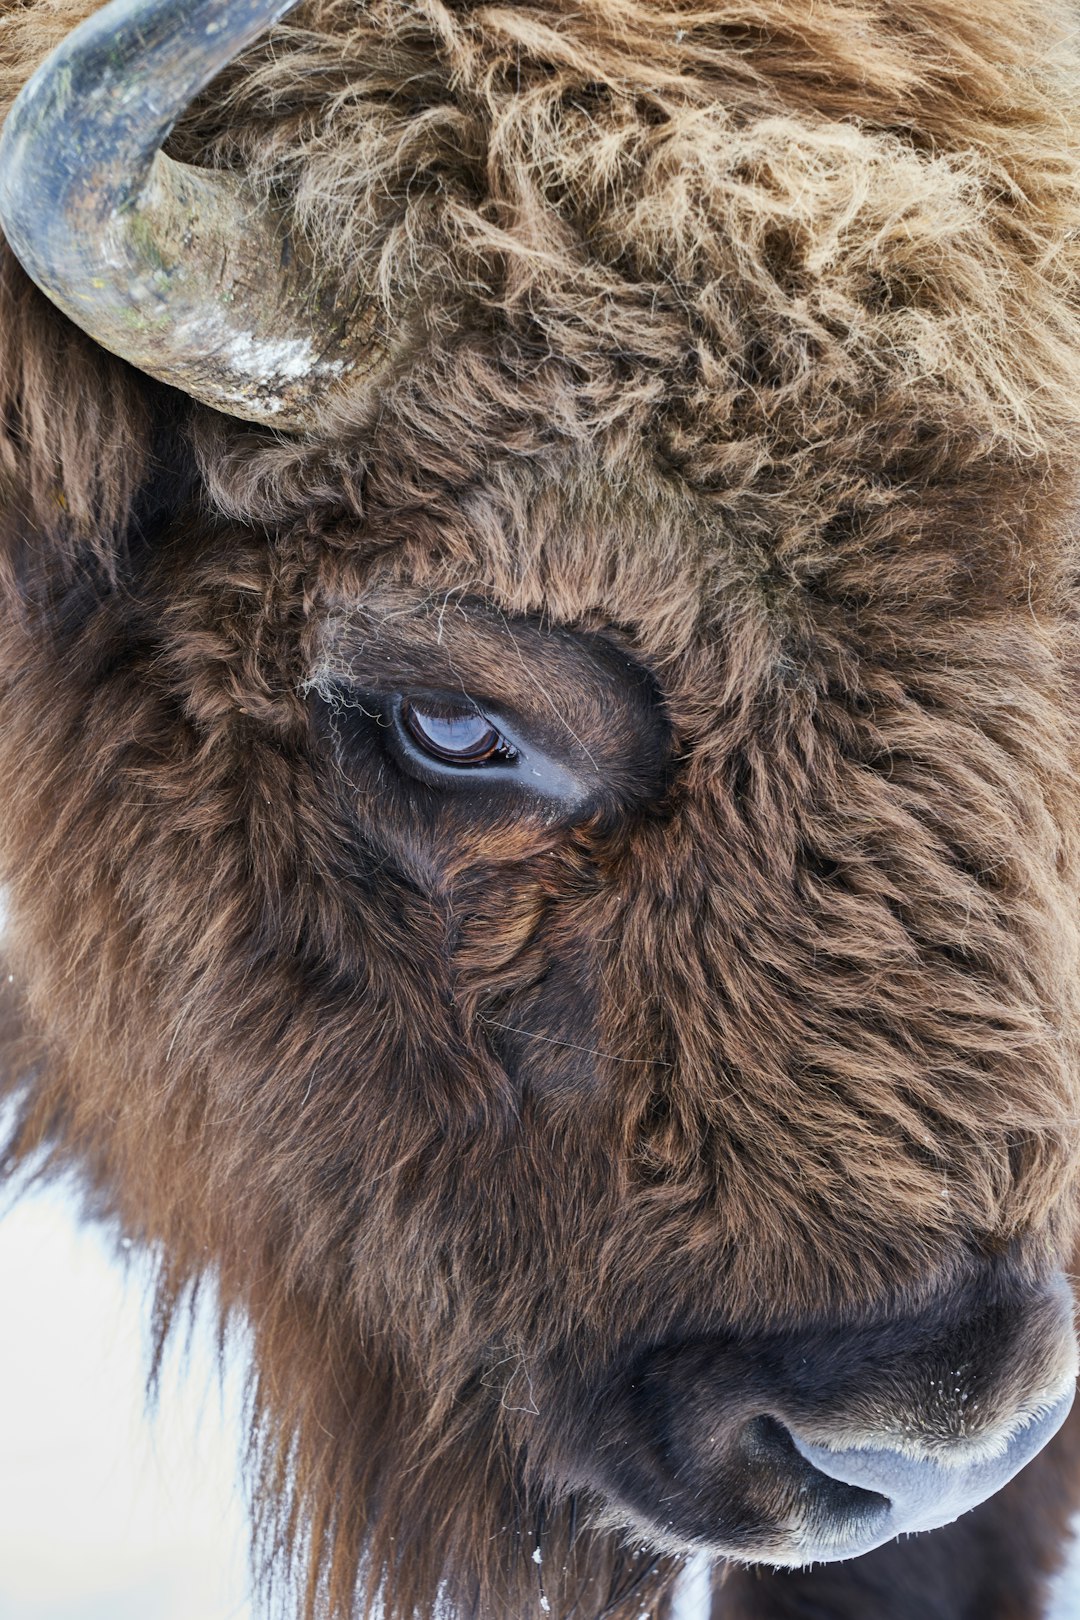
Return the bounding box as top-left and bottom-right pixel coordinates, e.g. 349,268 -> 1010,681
1,1 -> 1080,1616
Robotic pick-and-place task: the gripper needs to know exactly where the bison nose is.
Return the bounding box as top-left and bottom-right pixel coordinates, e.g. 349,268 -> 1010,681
581,1264 -> 1078,1569
786,1382 -> 1075,1547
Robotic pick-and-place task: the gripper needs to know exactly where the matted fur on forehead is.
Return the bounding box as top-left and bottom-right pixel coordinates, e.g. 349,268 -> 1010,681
4,0 -> 1080,565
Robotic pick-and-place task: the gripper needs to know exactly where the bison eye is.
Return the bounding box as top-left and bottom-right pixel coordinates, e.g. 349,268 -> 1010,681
400,699 -> 518,766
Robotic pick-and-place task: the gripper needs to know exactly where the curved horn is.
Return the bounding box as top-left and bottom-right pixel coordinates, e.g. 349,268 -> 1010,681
0,0 -> 380,429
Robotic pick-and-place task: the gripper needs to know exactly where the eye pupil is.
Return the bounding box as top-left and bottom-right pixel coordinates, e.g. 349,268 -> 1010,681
401,700 -> 513,765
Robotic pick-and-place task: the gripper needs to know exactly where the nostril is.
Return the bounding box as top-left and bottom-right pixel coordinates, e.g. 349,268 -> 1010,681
749,1415 -> 891,1514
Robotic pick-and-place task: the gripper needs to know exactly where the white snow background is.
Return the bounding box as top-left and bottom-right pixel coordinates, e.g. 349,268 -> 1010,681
1,886 -> 1079,1620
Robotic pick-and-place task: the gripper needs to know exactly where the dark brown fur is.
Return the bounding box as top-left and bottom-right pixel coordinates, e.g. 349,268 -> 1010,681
4,2 -> 1080,1616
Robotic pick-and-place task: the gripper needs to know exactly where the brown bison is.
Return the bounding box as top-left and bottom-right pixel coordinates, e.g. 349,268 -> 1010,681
2,0 -> 1080,1615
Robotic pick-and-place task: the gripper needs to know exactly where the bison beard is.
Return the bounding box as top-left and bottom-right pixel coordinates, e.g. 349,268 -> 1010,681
4,1 -> 1080,1617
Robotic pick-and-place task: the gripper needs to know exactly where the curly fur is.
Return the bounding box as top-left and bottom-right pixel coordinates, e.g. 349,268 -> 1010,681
4,2 -> 1080,1618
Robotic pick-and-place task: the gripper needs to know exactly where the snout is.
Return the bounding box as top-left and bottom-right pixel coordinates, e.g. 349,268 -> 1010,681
576,1266 -> 1077,1566
785,1387 -> 1073,1558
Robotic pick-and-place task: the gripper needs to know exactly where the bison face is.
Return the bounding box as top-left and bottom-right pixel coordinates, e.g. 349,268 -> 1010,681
7,434 -> 1080,1612
292,532 -> 1080,1569
284,474 -> 1080,1579
20,428 -> 1060,1608
4,0 -> 1080,1616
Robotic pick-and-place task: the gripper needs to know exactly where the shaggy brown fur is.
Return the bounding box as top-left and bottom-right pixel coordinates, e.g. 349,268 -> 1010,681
4,1 -> 1080,1616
